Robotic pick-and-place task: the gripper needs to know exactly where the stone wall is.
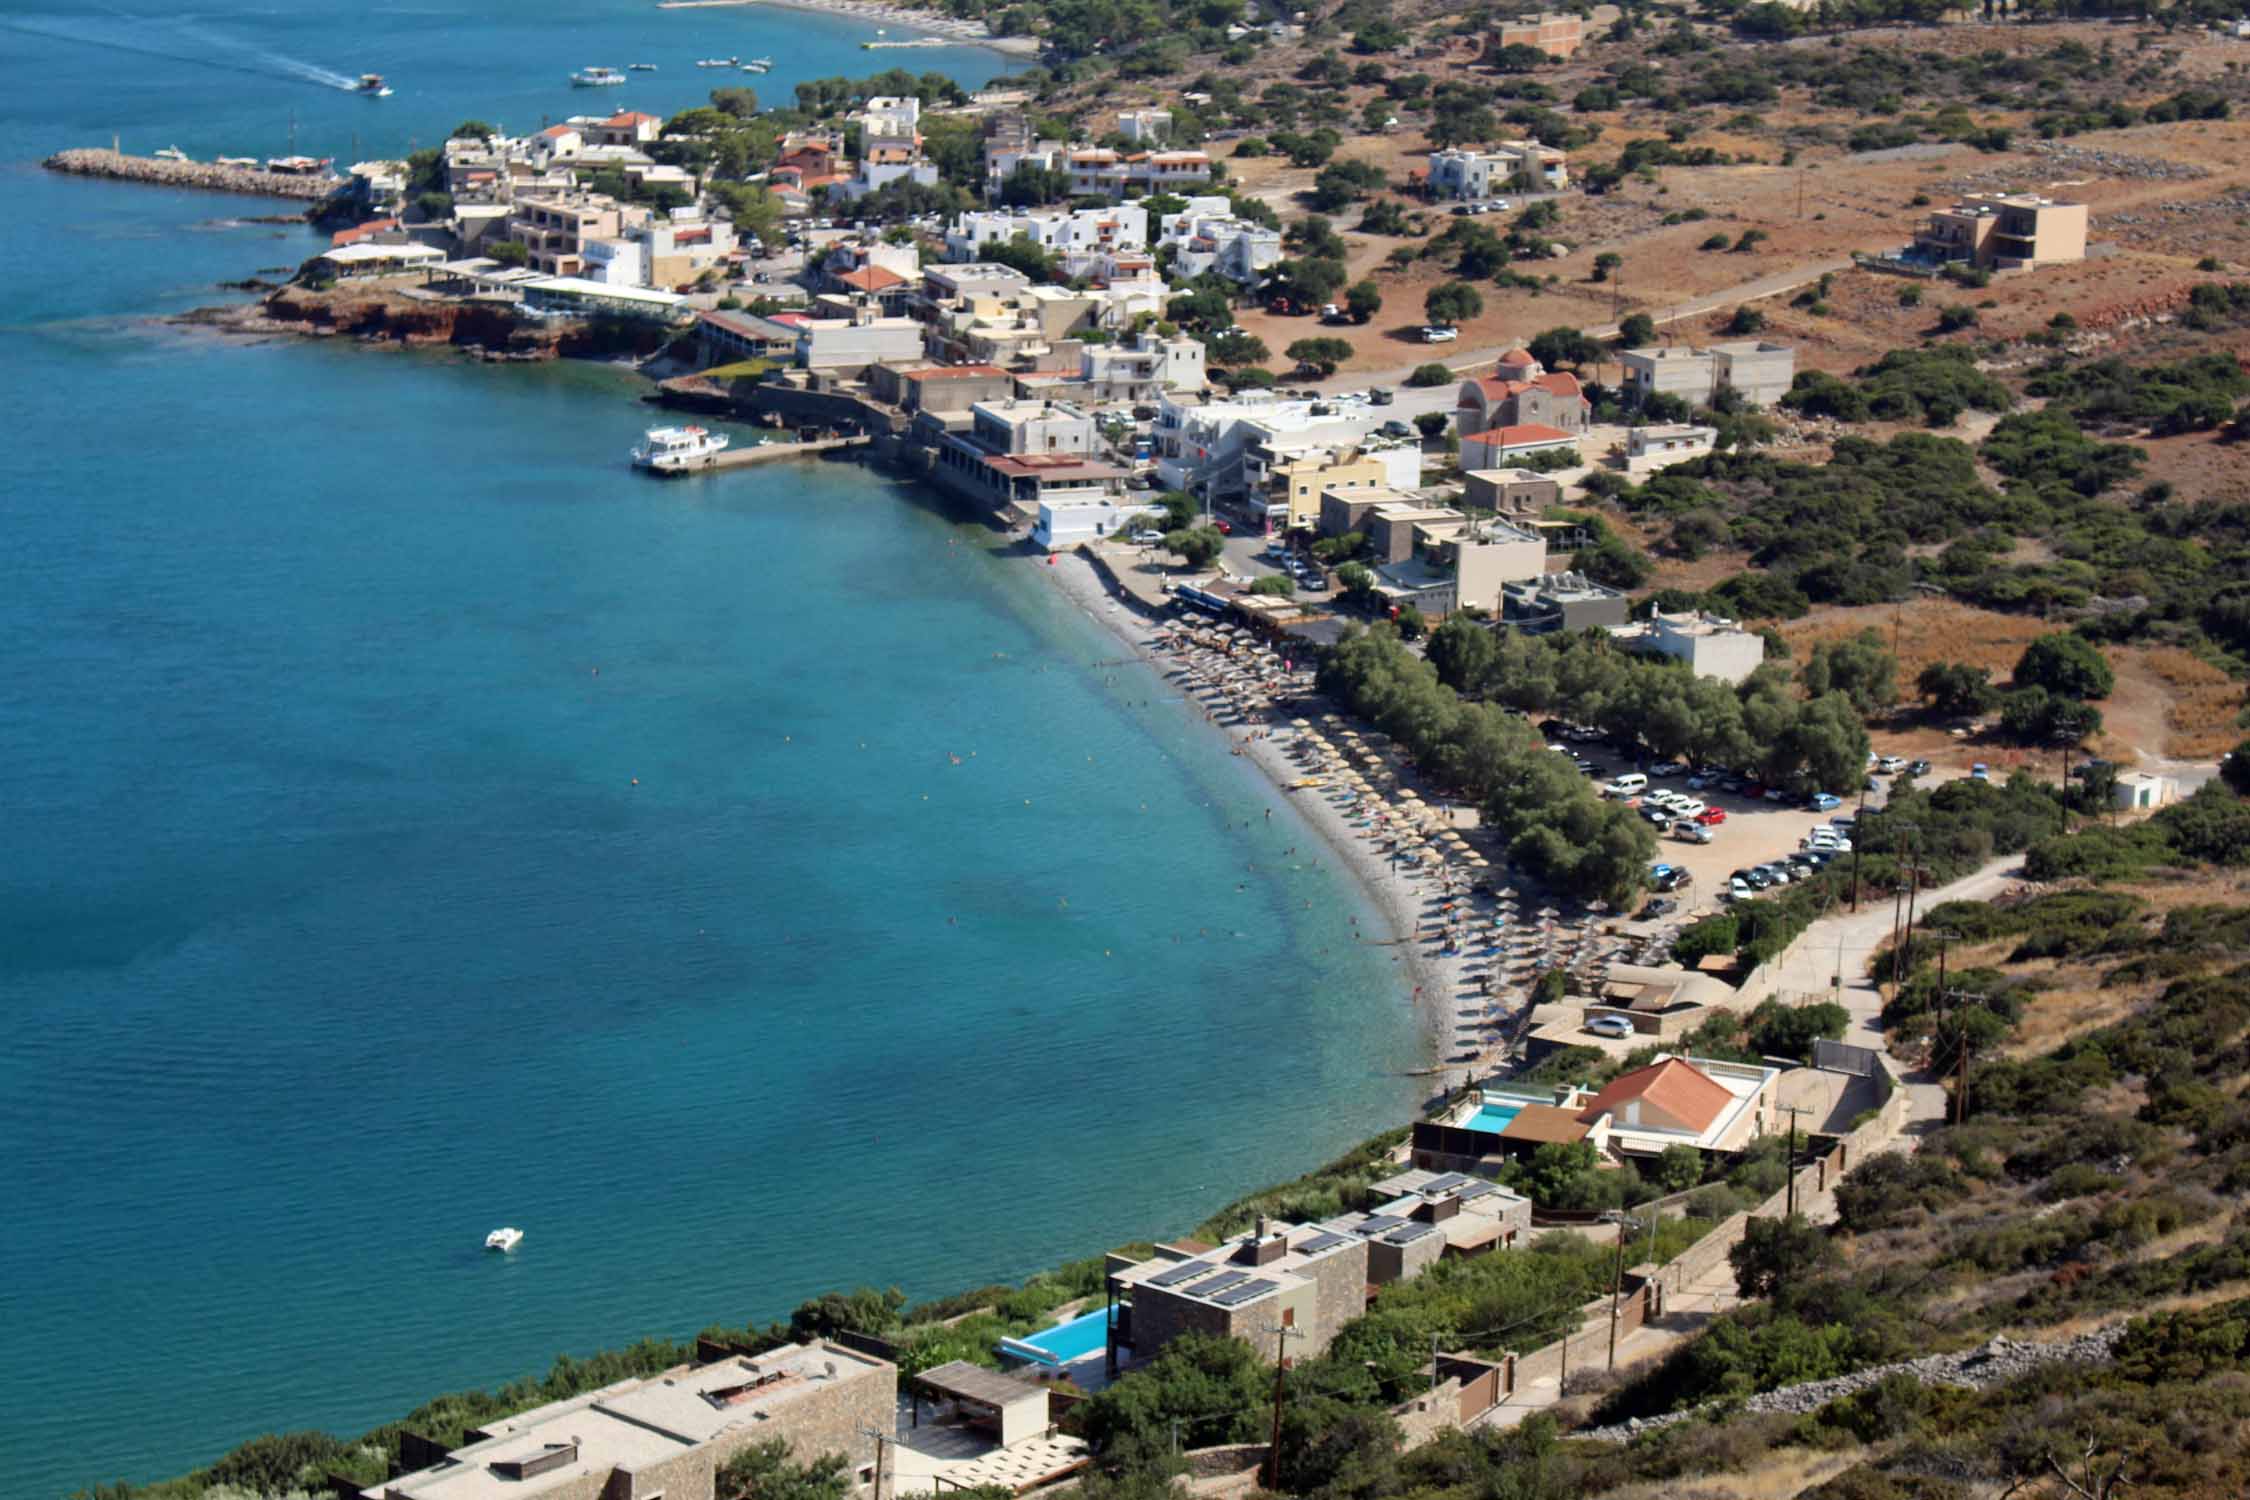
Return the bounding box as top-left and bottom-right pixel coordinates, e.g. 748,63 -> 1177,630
45,148 -> 336,199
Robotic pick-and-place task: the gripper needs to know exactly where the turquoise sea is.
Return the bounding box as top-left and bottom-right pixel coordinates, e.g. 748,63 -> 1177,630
0,8 -> 1422,1497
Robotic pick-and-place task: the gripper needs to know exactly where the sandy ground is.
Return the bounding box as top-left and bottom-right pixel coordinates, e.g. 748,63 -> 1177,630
1033,547 -> 1591,1078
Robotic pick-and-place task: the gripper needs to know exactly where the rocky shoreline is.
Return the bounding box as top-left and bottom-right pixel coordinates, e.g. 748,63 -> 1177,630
44,149 -> 336,201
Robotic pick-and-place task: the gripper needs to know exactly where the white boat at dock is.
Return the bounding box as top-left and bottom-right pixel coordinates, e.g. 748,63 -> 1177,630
570,66 -> 628,86
485,1226 -> 523,1252
153,146 -> 190,162
632,425 -> 732,472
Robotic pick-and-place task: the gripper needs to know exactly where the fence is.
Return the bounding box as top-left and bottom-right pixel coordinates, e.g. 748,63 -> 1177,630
1487,1060 -> 1909,1415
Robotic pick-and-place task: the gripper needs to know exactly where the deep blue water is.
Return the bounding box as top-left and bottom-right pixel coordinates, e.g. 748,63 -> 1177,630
0,9 -> 1421,1497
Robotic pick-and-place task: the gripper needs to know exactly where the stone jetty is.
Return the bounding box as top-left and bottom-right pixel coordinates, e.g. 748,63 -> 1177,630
43,149 -> 334,201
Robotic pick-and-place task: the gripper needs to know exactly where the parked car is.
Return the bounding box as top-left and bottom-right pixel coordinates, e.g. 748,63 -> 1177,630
1756,863 -> 1794,886
1736,868 -> 1772,890
1641,803 -> 1674,825
1876,754 -> 1908,774
1674,821 -> 1715,844
1724,879 -> 1753,902
1721,775 -> 1748,795
1651,865 -> 1687,891
1809,792 -> 1842,812
1671,798 -> 1708,820
1970,762 -> 1990,781
1421,325 -> 1460,343
1763,786 -> 1793,803
1213,518 -> 1232,534
1643,897 -> 1678,918
1131,530 -> 1164,544
1649,762 -> 1684,778
1603,773 -> 1649,799
1379,419 -> 1415,438
1695,807 -> 1728,826
1586,1014 -> 1636,1038
1369,387 -> 1395,406
1908,759 -> 1933,776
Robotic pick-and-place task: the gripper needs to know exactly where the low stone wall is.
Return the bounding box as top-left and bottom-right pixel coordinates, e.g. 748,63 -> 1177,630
45,148 -> 335,200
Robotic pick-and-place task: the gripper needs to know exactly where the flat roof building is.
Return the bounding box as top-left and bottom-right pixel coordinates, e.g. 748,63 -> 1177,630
365,1343 -> 897,1500
1112,1221 -> 1370,1365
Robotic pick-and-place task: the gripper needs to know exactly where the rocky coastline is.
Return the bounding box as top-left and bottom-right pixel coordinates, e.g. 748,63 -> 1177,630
44,149 -> 336,201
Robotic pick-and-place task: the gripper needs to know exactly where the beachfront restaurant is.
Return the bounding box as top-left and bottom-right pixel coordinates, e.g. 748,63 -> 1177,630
518,275 -> 688,323
310,241 -> 446,279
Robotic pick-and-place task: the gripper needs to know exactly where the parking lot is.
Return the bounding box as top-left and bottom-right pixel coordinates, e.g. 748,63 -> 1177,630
1540,739 -> 1944,920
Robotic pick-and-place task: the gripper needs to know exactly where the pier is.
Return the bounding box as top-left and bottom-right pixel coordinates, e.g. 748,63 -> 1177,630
644,435 -> 869,474
43,149 -> 335,201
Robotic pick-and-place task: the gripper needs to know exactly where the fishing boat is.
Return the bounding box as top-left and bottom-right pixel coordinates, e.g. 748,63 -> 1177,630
354,73 -> 393,97
570,66 -> 628,86
485,1227 -> 523,1252
632,425 -> 731,473
696,56 -> 740,67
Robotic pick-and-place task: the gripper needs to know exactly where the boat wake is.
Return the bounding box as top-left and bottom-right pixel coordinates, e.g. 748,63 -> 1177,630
3,12 -> 364,93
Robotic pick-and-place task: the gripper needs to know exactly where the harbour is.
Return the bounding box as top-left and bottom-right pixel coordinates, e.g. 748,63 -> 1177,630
42,147 -> 336,199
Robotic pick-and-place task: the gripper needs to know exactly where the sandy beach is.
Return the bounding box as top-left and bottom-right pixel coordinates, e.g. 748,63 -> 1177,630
1032,548 -> 1627,1086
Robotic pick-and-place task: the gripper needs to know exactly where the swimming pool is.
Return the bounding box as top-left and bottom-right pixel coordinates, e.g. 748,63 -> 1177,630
999,1305 -> 1113,1367
1467,1102 -> 1523,1133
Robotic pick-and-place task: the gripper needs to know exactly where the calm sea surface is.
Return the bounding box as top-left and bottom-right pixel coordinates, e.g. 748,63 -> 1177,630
0,7 -> 1421,1496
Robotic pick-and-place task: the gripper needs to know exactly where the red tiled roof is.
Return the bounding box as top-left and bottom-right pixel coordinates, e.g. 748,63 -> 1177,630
539,124 -> 578,139
1534,371 -> 1585,399
837,265 -> 908,291
981,453 -> 1126,479
604,111 -> 661,127
330,216 -> 401,247
1463,422 -> 1576,447
1500,346 -> 1536,364
1576,1057 -> 1733,1135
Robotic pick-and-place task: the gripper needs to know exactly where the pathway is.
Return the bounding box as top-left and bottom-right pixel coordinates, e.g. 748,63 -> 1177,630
1471,853 -> 2027,1428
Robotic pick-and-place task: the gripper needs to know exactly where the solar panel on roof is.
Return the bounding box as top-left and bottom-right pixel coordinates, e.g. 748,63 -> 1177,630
1455,1181 -> 1497,1200
1356,1215 -> 1407,1236
1423,1172 -> 1471,1192
1296,1231 -> 1351,1254
1210,1278 -> 1277,1307
1386,1223 -> 1440,1245
1146,1259 -> 1214,1288
1188,1270 -> 1250,1300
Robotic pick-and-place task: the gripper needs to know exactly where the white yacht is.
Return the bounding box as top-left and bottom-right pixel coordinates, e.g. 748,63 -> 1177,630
741,57 -> 773,72
570,66 -> 628,86
632,425 -> 732,473
485,1226 -> 523,1252
153,146 -> 190,162
696,56 -> 740,68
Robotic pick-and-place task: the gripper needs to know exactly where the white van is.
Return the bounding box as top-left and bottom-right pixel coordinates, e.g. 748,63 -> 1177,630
1603,773 -> 1648,799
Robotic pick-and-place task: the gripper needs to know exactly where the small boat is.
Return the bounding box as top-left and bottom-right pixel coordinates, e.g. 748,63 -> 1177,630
696,56 -> 740,67
215,155 -> 259,169
153,145 -> 190,162
485,1227 -> 523,1252
742,56 -> 774,71
354,73 -> 393,97
632,425 -> 732,473
629,62 -> 658,70
570,66 -> 628,86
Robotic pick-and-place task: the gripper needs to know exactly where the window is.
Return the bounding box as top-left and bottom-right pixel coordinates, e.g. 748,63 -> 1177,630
1281,1307 -> 1296,1327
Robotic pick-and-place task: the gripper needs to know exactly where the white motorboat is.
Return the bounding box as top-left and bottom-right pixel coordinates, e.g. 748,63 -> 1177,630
741,57 -> 773,72
570,66 -> 628,86
485,1226 -> 523,1252
354,73 -> 394,97
154,146 -> 190,162
629,62 -> 658,70
632,425 -> 732,473
696,56 -> 740,67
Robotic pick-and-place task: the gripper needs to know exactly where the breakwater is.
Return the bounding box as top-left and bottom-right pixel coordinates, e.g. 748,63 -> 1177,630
43,149 -> 333,201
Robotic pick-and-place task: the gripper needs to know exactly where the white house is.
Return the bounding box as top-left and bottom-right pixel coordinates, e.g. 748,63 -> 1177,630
1623,423 -> 1717,474
1163,210 -> 1283,286
946,204 -> 1149,275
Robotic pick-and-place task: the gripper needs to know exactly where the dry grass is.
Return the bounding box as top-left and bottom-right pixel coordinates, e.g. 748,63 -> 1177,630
1589,1445 -> 1865,1500
2004,974 -> 2163,1061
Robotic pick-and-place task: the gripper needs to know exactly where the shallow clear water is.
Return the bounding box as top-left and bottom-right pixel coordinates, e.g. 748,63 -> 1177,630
0,10 -> 1423,1496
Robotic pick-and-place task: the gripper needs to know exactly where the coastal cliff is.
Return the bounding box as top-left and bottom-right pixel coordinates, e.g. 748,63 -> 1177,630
182,282 -> 680,361
44,149 -> 336,201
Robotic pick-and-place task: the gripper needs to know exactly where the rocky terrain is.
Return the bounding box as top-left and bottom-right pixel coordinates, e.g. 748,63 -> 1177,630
44,149 -> 336,201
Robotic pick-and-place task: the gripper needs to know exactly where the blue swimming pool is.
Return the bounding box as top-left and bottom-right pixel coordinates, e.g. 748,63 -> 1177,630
999,1305 -> 1113,1367
1467,1103 -> 1523,1133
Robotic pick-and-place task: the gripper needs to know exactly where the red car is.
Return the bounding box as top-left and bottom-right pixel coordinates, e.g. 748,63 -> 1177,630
1214,518 -> 1233,535
1695,807 -> 1728,826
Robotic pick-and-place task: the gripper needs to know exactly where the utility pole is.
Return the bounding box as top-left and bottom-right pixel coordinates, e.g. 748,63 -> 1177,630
857,1426 -> 891,1500
1782,1105 -> 1805,1219
1264,1326 -> 1305,1490
1429,1331 -> 1441,1395
1946,992 -> 1988,1124
1605,1213 -> 1641,1369
1887,822 -> 1919,988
